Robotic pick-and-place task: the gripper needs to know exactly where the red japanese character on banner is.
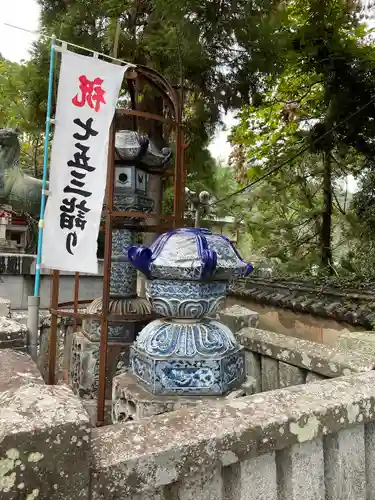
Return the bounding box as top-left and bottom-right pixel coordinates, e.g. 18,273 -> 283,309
72,75 -> 106,112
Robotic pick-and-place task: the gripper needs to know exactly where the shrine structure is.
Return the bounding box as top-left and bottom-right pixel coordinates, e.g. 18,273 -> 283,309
70,128 -> 173,417
44,60 -> 254,426
111,227 -> 253,422
47,65 -> 185,425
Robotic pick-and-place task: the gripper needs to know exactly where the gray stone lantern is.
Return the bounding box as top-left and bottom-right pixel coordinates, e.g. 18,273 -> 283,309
82,130 -> 172,342
70,129 -> 172,416
126,227 -> 254,396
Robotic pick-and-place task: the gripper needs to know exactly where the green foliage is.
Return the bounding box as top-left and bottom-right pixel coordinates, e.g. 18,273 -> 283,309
2,0 -> 294,252
0,56 -> 45,176
4,0 -> 375,278
162,159 -> 240,217
352,168 -> 375,238
344,165 -> 375,279
29,0 -> 291,182
230,0 -> 375,275
0,57 -> 25,127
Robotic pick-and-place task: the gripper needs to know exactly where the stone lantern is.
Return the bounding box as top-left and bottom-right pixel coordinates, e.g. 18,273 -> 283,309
82,130 -> 172,344
126,227 -> 254,396
70,129 -> 172,420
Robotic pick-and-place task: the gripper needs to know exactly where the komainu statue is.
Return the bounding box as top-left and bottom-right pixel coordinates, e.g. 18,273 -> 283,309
0,128 -> 46,216
0,127 -> 172,219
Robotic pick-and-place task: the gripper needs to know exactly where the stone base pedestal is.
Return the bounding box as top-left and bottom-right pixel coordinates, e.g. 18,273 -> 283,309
112,371 -> 256,423
0,317 -> 28,351
0,297 -> 11,318
70,331 -> 131,400
0,238 -> 18,253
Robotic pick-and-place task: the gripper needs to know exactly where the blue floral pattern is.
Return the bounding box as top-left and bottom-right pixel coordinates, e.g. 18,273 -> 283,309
127,228 -> 254,281
145,280 -> 227,318
127,228 -> 249,396
136,319 -> 238,357
130,347 -> 245,395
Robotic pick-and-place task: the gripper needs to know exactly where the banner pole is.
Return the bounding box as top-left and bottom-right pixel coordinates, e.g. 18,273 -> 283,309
28,36 -> 56,360
34,35 -> 56,297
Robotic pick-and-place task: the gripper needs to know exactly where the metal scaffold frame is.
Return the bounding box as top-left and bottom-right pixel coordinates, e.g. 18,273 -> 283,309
47,64 -> 186,426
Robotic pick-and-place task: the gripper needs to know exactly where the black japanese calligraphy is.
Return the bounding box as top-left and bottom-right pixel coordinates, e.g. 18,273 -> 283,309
66,231 -> 78,255
60,198 -> 90,231
60,197 -> 90,214
75,212 -> 87,230
67,144 -> 95,172
60,212 -> 75,230
71,170 -> 86,180
63,184 -> 92,198
60,117 -> 99,255
73,118 -> 99,141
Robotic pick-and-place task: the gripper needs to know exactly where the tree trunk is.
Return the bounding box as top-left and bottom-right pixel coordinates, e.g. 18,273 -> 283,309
138,94 -> 166,296
33,136 -> 40,179
140,92 -> 166,247
144,173 -> 163,246
320,152 -> 333,272
139,174 -> 163,297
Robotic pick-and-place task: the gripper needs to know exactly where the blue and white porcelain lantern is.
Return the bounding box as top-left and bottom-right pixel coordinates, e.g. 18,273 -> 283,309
127,228 -> 254,396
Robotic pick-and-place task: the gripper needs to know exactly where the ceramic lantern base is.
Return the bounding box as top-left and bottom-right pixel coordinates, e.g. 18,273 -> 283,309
112,371 -> 256,423
130,318 -> 246,396
82,296 -> 152,343
145,279 -> 227,319
70,331 -> 131,401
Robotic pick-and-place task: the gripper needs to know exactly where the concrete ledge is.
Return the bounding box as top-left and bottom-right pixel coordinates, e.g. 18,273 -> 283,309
218,305 -> 259,333
0,298 -> 11,318
90,371 -> 375,497
235,327 -> 375,377
0,384 -> 91,498
0,318 -> 28,351
337,331 -> 375,358
0,350 -> 91,499
0,350 -> 43,391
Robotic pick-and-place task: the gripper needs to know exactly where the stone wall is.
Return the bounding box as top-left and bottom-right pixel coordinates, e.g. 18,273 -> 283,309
0,253 -> 103,309
230,277 -> 375,329
3,322 -> 375,498
28,302 -> 375,415
235,326 -> 375,392
38,304 -> 375,419
91,370 -> 375,500
219,305 -> 375,393
0,308 -> 81,383
0,350 -> 90,499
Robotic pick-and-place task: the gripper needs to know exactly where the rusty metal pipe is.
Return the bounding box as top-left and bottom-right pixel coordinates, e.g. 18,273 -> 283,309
96,121 -> 115,426
73,272 -> 80,331
48,269 -> 60,385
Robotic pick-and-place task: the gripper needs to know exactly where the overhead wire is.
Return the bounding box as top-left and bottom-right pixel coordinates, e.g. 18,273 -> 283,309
3,23 -> 136,67
210,94 -> 375,207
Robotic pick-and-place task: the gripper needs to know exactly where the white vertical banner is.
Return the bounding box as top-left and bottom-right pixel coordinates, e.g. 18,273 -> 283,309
42,50 -> 127,273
